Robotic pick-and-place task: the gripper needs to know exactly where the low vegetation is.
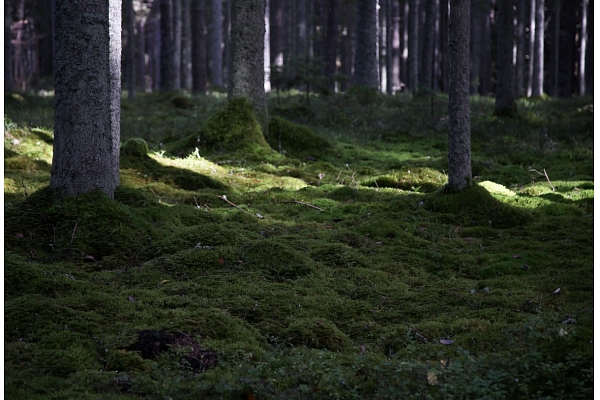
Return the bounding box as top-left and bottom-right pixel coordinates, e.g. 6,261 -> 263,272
4,90 -> 593,399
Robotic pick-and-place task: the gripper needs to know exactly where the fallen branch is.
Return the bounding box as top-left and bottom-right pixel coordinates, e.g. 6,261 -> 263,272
529,168 -> 555,191
218,195 -> 263,218
70,223 -> 78,246
286,199 -> 325,212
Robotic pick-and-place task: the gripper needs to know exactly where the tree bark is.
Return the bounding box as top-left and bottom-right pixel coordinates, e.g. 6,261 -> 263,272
421,0 -> 436,91
548,0 -> 559,97
514,0 -> 526,97
585,0 -> 592,95
391,0 -> 400,92
173,0 -> 182,89
447,0 -> 471,192
160,0 -> 175,90
228,0 -> 268,136
408,0 -> 419,92
400,0 -> 409,87
52,0 -> 121,198
531,0 -> 544,97
353,0 -> 379,88
210,0 -> 223,88
192,0 -> 207,93
494,0 -> 517,116
325,0 -> 339,92
4,0 -> 14,91
124,0 -> 136,98
578,0 -> 588,96
385,0 -> 394,94
469,0 -> 482,94
182,0 -> 193,90
439,0 -> 449,92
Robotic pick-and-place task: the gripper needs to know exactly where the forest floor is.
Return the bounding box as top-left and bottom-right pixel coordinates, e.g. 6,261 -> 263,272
4,89 -> 594,399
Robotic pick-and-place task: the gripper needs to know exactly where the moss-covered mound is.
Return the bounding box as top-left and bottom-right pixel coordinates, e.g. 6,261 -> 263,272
121,138 -> 149,157
267,116 -> 332,159
361,167 -> 447,193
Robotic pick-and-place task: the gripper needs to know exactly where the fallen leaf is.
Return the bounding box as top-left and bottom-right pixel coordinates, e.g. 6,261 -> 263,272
439,339 -> 454,345
552,287 -> 561,294
83,255 -> 97,263
128,296 -> 136,302
159,280 -> 170,284
427,371 -> 438,385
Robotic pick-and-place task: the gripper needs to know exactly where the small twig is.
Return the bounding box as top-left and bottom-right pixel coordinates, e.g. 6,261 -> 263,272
529,168 -> 555,191
290,199 -> 325,212
21,179 -> 28,197
193,197 -> 200,208
70,223 -> 78,246
218,195 -> 251,214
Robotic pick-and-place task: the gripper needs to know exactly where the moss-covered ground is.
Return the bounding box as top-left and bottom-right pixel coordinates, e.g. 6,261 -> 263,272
4,90 -> 594,399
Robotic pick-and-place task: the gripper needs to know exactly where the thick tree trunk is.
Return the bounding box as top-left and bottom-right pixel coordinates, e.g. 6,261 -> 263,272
52,0 -> 121,198
531,0 -> 544,97
447,0 -> 471,192
182,0 -> 193,90
229,0 -> 267,136
494,0 -> 517,116
325,0 -> 339,92
514,0 -> 526,97
4,0 -> 13,91
578,0 -> 588,96
408,0 -> 419,92
160,0 -> 175,90
124,0 -> 136,98
353,0 -> 379,88
210,0 -> 223,88
192,0 -> 207,93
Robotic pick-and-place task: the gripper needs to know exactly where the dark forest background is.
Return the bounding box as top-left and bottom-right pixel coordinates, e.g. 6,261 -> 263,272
3,0 -> 593,99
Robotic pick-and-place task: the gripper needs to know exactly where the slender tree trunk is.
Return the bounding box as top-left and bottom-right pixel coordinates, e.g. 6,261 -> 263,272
52,0 -> 121,198
478,0 -> 491,95
136,19 -> 146,90
421,0 -> 436,91
379,0 -> 386,90
269,0 -> 283,68
514,0 -> 525,97
578,0 -> 587,96
548,0 -> 559,97
494,0 -> 517,116
400,0 -> 409,87
353,0 -> 379,88
210,0 -> 223,88
391,0 -> 400,92
469,0 -> 482,94
4,0 -> 14,91
192,0 -> 207,93
385,0 -> 394,94
223,0 -> 230,86
339,18 -> 355,92
172,0 -> 182,89
447,0 -> 471,192
325,0 -> 339,92
160,0 -> 175,90
229,0 -> 267,135
182,0 -> 193,90
440,0 -> 449,92
585,0 -> 592,95
432,0 -> 440,91
124,0 -> 136,98
526,0 -> 535,96
408,0 -> 419,92
264,0 -> 270,92
531,0 -> 544,96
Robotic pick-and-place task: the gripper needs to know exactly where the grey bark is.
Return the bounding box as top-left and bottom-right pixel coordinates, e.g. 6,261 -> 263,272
52,0 -> 121,198
494,0 -> 517,116
182,0 -> 193,89
531,0 -> 544,96
421,0 -> 436,90
325,0 -> 339,92
578,0 -> 587,96
269,0 -> 283,67
160,0 -> 175,90
228,0 -> 268,136
447,0 -> 471,192
400,0 -> 409,86
440,0 -> 449,91
173,0 -> 182,90
478,0 -> 491,95
391,0 -> 400,92
549,0 -> 559,97
353,0 -> 379,88
297,0 -> 308,58
124,0 -> 136,98
514,0 -> 526,97
469,0 -> 482,94
526,0 -> 535,96
4,0 -> 13,91
385,0 -> 394,94
585,0 -> 592,95
223,0 -> 230,85
192,0 -> 207,93
136,19 -> 146,90
408,0 -> 419,92
210,0 -> 223,88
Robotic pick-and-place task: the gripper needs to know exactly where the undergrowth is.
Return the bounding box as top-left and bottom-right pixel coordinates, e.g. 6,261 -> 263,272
4,90 -> 593,399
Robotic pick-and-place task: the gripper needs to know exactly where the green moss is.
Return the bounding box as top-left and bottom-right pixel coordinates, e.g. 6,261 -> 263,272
267,116 -> 332,158
121,138 -> 149,157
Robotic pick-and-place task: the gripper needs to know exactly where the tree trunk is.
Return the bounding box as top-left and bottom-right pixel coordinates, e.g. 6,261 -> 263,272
325,0 -> 339,92
4,0 -> 13,91
223,0 -> 231,86
494,0 -> 517,116
228,0 -> 268,136
531,0 -> 544,97
525,0 -> 535,96
385,0 -> 394,94
469,0 -> 482,94
548,0 -> 559,97
264,0 -> 270,92
173,0 -> 182,90
160,0 -> 175,91
408,0 -> 419,92
585,0 -> 592,95
124,0 -> 136,98
182,0 -> 193,90
447,0 -> 471,192
192,0 -> 207,93
269,0 -> 283,68
478,0 -> 491,95
439,0 -> 449,92
400,0 -> 409,87
578,0 -> 588,96
210,0 -> 223,88
52,0 -> 121,198
391,0 -> 400,92
353,0 -> 379,88
421,0 -> 436,91
514,0 -> 526,97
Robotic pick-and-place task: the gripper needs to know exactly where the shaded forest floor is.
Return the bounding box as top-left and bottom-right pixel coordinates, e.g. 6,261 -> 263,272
4,90 -> 594,399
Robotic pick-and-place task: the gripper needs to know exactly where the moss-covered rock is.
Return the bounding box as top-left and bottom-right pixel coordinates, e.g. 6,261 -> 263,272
121,138 -> 149,157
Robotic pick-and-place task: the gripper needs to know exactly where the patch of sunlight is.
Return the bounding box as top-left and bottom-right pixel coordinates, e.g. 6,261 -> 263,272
479,180 -> 516,197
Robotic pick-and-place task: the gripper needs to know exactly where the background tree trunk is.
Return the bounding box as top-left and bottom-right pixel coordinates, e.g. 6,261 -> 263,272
400,0 -> 409,87
578,0 -> 587,96
192,0 -> 207,93
439,0 -> 449,91
124,0 -> 136,98
353,0 -> 379,88
531,0 -> 544,97
160,0 -> 175,90
420,0 -> 435,91
585,0 -> 592,95
447,0 -> 471,192
173,0 -> 182,90
4,0 -> 14,91
182,0 -> 193,90
210,0 -> 223,88
228,0 -> 268,135
325,0 -> 339,92
548,0 -> 559,97
514,0 -> 526,97
408,0 -> 419,92
391,0 -> 400,92
494,0 -> 517,116
52,0 -> 121,198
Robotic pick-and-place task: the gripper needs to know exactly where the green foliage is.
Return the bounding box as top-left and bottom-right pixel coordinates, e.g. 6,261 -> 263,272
121,138 -> 149,157
3,91 -> 593,399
